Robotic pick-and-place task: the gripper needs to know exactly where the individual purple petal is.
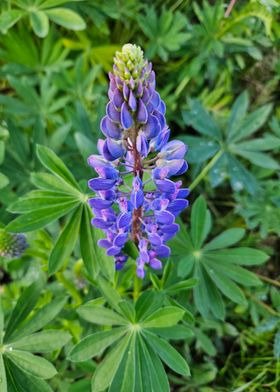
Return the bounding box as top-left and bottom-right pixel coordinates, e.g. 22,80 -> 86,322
137,99 -> 148,124
159,140 -> 187,160
150,258 -> 162,269
143,115 -> 161,139
167,199 -> 189,216
113,89 -> 124,109
107,246 -> 121,256
106,138 -> 125,159
98,239 -> 112,248
150,91 -> 160,109
95,166 -> 119,179
123,83 -> 130,100
120,102 -> 133,129
160,223 -> 179,234
136,266 -> 145,279
154,245 -> 170,258
128,90 -> 137,111
106,102 -> 121,123
158,100 -> 166,115
131,190 -> 144,209
142,87 -> 150,103
153,110 -> 165,129
148,233 -> 162,246
155,210 -> 175,225
176,161 -> 188,175
87,155 -> 110,169
136,82 -> 143,97
155,179 -> 176,194
117,212 -> 132,228
114,233 -> 128,247
88,198 -> 113,209
136,131 -> 148,157
88,178 -> 116,191
101,116 -> 122,139
91,218 -> 113,229
177,188 -> 190,198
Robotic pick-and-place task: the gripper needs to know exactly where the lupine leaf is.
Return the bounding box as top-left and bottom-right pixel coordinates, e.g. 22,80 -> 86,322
12,297 -> 67,339
30,11 -> 49,38
48,205 -> 83,274
6,351 -> 57,379
144,331 -> 190,376
91,333 -> 131,392
68,327 -> 127,362
0,355 -> 7,392
46,8 -> 86,30
5,280 -> 43,342
141,306 -> 184,328
6,200 -> 79,233
77,304 -> 128,326
10,330 -> 71,352
204,228 -> 245,251
36,144 -> 80,189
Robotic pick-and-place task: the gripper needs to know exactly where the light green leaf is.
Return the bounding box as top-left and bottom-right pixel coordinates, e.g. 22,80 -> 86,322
109,334 -> 136,392
6,351 -> 57,379
68,327 -> 127,362
205,259 -> 261,287
232,104 -> 273,142
144,331 -> 190,376
191,196 -> 208,248
227,91 -> 249,140
30,11 -> 49,38
0,172 -> 9,189
141,306 -> 184,328
31,172 -> 80,195
205,267 -> 247,305
77,304 -> 128,326
91,334 -> 131,392
234,149 -> 279,170
183,100 -> 221,140
10,330 -> 71,352
46,8 -> 86,30
49,205 -> 82,274
205,248 -> 269,265
0,355 -> 7,392
8,191 -> 79,213
36,145 -> 80,189
0,10 -> 22,33
204,228 -> 245,251
6,200 -> 79,233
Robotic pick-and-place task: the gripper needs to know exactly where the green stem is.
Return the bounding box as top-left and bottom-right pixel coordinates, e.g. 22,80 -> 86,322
188,150 -> 223,192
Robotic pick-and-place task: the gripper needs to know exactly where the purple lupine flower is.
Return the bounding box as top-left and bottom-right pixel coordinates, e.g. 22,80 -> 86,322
88,44 -> 188,278
0,230 -> 28,259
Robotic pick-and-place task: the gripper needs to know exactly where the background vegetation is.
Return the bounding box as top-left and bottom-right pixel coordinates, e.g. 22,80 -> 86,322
0,0 -> 280,391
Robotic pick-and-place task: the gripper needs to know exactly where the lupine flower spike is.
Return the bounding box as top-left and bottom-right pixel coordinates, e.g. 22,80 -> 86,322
88,44 -> 189,278
0,230 -> 28,259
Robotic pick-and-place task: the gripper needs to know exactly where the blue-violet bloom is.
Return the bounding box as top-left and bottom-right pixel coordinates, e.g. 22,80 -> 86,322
88,44 -> 189,278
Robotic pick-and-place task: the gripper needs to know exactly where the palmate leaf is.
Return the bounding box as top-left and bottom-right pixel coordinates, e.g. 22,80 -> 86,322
172,196 -> 269,319
6,144 -> 108,278
235,180 -> 280,238
69,285 -> 189,391
0,283 -> 69,391
181,93 -> 278,194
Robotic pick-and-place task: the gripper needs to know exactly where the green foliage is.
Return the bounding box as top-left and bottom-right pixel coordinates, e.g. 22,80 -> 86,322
171,196 -> 268,319
0,0 -> 279,390
0,281 -> 69,391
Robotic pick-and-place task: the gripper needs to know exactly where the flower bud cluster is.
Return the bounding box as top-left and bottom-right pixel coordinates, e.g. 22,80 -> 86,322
0,230 -> 28,259
88,44 -> 188,278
